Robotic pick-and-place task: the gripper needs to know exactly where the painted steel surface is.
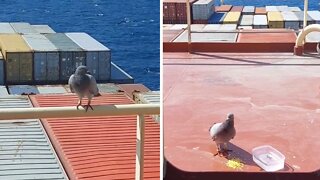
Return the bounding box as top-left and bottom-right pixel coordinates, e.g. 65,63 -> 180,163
30,94 -> 159,180
10,22 -> 38,34
0,23 -> 16,33
31,25 -> 56,34
8,85 -> 39,95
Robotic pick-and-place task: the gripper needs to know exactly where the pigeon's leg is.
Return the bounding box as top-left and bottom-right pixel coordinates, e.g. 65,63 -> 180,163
214,143 -> 224,156
82,97 -> 93,112
76,98 -> 82,110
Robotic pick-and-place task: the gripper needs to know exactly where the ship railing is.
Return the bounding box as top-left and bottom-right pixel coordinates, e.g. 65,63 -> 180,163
0,104 -> 160,180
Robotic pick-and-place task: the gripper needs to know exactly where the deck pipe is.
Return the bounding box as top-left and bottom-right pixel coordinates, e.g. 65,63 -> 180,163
294,24 -> 320,56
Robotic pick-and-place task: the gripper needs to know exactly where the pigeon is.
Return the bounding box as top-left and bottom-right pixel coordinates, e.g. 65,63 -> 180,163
68,65 -> 100,111
209,113 -> 236,156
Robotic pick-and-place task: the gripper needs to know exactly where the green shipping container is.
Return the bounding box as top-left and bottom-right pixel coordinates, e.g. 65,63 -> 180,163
0,34 -> 33,84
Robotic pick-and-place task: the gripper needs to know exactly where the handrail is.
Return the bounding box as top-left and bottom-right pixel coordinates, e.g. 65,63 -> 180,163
294,24 -> 320,55
0,104 -> 160,180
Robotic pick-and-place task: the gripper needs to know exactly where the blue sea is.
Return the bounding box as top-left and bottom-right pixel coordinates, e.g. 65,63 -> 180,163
0,0 -> 159,90
220,0 -> 320,10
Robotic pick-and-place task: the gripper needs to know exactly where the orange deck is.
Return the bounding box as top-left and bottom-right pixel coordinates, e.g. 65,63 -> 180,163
164,52 -> 320,180
30,94 -> 160,180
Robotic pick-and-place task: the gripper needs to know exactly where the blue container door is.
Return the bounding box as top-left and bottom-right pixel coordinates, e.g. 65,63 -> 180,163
0,60 -> 4,85
47,52 -> 59,81
60,52 -> 73,80
86,52 -> 99,80
98,51 -> 111,81
34,53 -> 47,81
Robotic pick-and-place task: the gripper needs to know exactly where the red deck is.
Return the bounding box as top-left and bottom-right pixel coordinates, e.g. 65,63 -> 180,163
30,94 -> 160,180
164,52 -> 320,180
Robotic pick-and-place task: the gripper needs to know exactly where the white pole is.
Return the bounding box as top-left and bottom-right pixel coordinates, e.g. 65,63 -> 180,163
303,0 -> 309,28
221,0 -> 224,5
186,0 -> 192,53
135,114 -> 145,180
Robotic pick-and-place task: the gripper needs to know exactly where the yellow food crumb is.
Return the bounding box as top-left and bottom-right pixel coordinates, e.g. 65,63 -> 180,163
226,158 -> 244,170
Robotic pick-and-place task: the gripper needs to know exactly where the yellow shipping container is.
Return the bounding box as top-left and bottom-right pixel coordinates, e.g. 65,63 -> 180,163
223,12 -> 241,24
267,12 -> 284,28
0,34 -> 33,83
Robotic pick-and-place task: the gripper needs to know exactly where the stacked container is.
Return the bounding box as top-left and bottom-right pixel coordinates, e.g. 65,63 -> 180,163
0,23 -> 16,33
240,15 -> 254,27
66,32 -> 111,81
192,0 -> 215,21
276,6 -> 289,12
44,33 -> 85,81
289,7 -> 301,12
294,11 -> 314,28
32,25 -> 56,34
242,6 -> 255,15
255,7 -> 267,15
253,15 -> 268,29
265,6 -> 279,12
308,11 -> 320,24
223,12 -> 241,24
281,11 -> 299,30
208,12 -> 226,24
0,52 -> 4,85
22,34 -> 59,83
176,0 -> 197,23
10,22 -> 38,34
267,12 -> 284,28
163,0 -> 177,24
0,34 -> 33,84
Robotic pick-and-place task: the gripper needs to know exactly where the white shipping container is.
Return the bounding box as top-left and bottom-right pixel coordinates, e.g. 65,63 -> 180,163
281,11 -> 300,30
308,11 -> 320,23
266,6 -> 279,12
0,23 -> 15,33
253,15 -> 268,29
240,15 -> 254,26
242,6 -> 255,15
192,0 -> 215,20
66,32 -> 111,81
276,6 -> 289,12
32,25 -> 56,34
10,22 -> 38,34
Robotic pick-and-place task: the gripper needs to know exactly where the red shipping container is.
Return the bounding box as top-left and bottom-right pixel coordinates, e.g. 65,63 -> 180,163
215,5 -> 233,12
230,6 -> 244,12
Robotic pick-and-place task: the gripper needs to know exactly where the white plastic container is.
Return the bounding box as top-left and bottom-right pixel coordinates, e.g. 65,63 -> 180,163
252,145 -> 285,172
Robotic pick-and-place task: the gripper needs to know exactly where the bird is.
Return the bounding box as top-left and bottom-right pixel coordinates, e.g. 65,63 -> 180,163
209,113 -> 236,156
68,65 -> 100,111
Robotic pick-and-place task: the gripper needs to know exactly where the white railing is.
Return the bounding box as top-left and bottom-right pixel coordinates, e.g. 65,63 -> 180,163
0,104 -> 160,180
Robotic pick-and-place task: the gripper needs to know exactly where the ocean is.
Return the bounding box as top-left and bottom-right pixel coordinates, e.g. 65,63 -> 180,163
220,0 -> 320,10
0,0 -> 160,90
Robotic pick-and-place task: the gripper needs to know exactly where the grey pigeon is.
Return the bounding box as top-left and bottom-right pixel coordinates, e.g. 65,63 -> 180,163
209,113 -> 236,156
68,65 -> 100,111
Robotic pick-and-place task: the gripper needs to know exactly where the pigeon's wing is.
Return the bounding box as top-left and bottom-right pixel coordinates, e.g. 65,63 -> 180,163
88,74 -> 99,95
209,122 -> 223,140
68,74 -> 75,93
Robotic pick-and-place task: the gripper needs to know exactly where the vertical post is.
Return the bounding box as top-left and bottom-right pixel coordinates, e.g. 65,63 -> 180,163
186,0 -> 192,53
303,0 -> 308,28
135,114 -> 145,180
221,0 -> 224,5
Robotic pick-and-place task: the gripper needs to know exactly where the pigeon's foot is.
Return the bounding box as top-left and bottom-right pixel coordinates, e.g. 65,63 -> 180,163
214,149 -> 232,157
82,105 -> 94,112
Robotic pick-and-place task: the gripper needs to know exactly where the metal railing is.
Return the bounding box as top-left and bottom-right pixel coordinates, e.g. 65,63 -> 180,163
0,104 -> 160,180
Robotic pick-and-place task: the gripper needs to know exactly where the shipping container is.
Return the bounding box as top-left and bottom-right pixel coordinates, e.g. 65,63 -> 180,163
31,25 -> 56,34
253,15 -> 268,28
36,85 -> 68,94
215,5 -> 232,12
0,52 -> 4,85
192,0 -> 215,20
10,22 -> 38,34
276,5 -> 289,12
240,15 -> 254,26
281,11 -> 300,30
22,34 -> 59,83
174,31 -> 238,42
306,32 -> 320,42
289,7 -> 302,12
294,11 -> 314,28
0,86 -> 8,95
30,94 -> 159,180
237,26 -> 253,29
110,62 -> 134,84
96,83 -> 122,93
202,24 -> 221,31
223,12 -> 241,24
0,96 -> 67,179
267,12 -> 284,28
163,1 -> 177,24
8,85 -> 39,95
66,33 -> 111,81
44,33 -> 85,81
208,12 -> 226,24
230,6 -> 243,12
176,0 -> 197,23
255,7 -> 267,15
0,34 -> 33,84
242,6 -> 255,15
0,22 -> 16,33
308,11 -> 320,24
266,6 -> 279,12
133,91 -> 160,123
